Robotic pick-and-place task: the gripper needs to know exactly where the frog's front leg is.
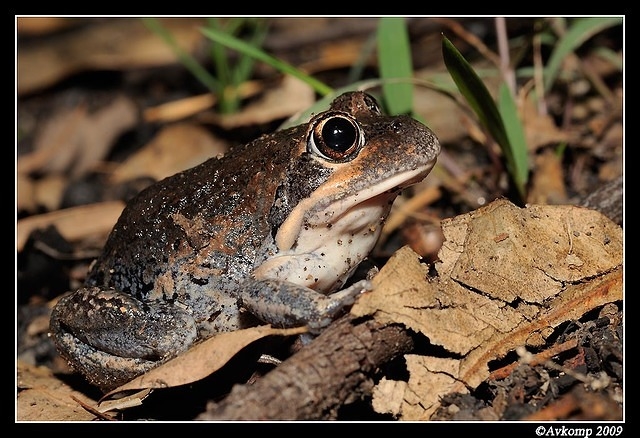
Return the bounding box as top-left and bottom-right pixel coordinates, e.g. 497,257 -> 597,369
238,278 -> 371,333
49,287 -> 198,391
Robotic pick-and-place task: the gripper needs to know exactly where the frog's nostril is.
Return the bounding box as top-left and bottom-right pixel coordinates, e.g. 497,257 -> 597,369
390,119 -> 404,133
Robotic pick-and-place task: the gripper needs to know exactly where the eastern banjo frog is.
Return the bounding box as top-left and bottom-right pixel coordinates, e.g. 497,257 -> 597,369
49,91 -> 441,391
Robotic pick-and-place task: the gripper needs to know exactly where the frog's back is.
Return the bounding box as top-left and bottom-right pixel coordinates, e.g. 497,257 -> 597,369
85,130 -> 302,304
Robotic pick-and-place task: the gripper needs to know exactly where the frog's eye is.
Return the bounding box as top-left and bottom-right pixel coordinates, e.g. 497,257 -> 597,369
308,112 -> 365,162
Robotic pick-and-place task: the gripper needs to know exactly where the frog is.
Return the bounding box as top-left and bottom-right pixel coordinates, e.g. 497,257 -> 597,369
49,91 -> 441,392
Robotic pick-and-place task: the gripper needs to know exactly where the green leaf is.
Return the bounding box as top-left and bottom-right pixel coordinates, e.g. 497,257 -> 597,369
377,17 -> 414,115
200,26 -> 333,97
442,34 -> 527,199
498,83 -> 529,191
441,35 -> 509,148
544,17 -> 622,91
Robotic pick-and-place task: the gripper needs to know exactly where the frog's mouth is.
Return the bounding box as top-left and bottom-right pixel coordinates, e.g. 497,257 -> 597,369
275,164 -> 435,253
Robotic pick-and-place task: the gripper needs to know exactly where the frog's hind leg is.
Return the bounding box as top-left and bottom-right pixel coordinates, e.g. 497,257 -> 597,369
49,286 -> 198,391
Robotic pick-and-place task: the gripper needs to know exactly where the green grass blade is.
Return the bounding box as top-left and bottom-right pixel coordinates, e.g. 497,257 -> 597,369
498,83 -> 529,193
377,17 -> 414,115
347,32 -> 377,84
592,46 -> 623,71
205,18 -> 236,113
203,18 -> 270,114
441,36 -> 510,149
544,17 -> 623,91
200,26 -> 333,97
233,20 -> 270,86
206,18 -> 230,84
442,34 -> 526,199
142,18 -> 221,95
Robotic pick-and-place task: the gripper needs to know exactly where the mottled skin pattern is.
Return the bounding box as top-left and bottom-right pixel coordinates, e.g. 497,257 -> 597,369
49,92 -> 441,392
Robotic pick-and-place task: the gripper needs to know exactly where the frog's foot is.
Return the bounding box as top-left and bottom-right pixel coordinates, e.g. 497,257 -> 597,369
239,278 -> 371,334
50,287 -> 198,392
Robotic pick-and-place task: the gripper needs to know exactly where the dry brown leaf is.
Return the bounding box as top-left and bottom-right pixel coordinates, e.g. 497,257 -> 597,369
351,199 -> 623,420
299,38 -> 373,73
528,148 -> 569,205
203,76 -> 315,129
400,355 -> 464,421
16,172 -> 37,214
371,377 -> 408,417
17,360 -> 103,421
32,174 -> 69,213
103,325 -> 307,400
520,94 -> 569,151
442,199 -> 622,302
17,173 -> 69,215
412,82 -> 472,145
142,82 -> 263,124
110,122 -> 229,184
18,18 -> 205,95
17,94 -> 138,177
143,93 -> 217,124
16,17 -> 76,36
17,201 -> 125,252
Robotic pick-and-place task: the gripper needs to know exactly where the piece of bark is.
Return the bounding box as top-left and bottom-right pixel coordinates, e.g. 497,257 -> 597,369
578,175 -> 623,226
196,315 -> 413,420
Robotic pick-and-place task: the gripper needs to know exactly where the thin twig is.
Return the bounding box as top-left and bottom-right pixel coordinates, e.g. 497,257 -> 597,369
532,21 -> 548,115
431,17 -> 502,69
494,17 -> 516,95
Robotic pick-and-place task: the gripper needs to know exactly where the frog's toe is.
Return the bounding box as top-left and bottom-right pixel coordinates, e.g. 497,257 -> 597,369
304,279 -> 372,333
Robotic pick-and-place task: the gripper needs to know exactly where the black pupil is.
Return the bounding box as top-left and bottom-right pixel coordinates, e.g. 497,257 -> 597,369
322,117 -> 357,152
